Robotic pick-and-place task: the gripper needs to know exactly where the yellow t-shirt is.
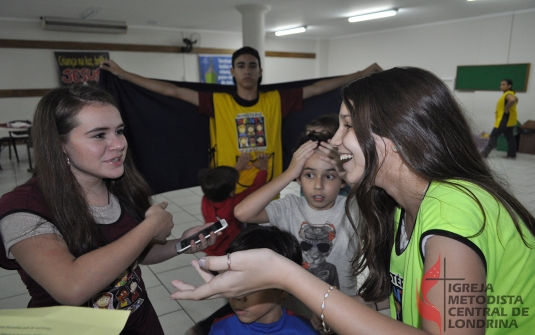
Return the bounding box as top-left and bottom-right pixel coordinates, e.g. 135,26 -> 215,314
494,90 -> 517,128
211,91 -> 283,194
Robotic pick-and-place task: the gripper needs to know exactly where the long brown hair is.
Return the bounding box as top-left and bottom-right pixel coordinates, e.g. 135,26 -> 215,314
342,67 -> 535,301
32,85 -> 153,257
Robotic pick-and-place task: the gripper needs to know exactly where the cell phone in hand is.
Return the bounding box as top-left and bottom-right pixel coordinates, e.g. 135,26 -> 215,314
175,219 -> 228,253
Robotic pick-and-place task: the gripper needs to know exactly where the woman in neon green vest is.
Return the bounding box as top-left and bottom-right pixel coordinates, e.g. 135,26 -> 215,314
481,79 -> 518,159
170,67 -> 535,335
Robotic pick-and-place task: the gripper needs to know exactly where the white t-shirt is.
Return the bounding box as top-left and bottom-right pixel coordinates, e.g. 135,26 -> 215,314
264,194 -> 362,295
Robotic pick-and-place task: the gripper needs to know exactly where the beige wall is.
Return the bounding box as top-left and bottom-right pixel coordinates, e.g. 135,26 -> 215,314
1,9 -> 534,132
327,10 -> 535,133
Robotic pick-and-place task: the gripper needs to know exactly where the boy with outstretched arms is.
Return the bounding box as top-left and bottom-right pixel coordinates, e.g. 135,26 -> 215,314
101,48 -> 381,194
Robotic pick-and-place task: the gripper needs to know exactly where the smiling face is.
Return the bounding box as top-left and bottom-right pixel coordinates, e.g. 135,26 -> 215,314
95,293 -> 112,308
332,103 -> 398,188
231,53 -> 262,89
297,151 -> 344,211
331,104 -> 366,185
228,289 -> 286,324
116,289 -> 129,301
62,103 -> 127,186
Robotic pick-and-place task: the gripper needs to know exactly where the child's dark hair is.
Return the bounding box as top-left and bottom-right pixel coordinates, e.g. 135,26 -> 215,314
198,166 -> 239,202
226,226 -> 302,265
295,130 -> 334,151
295,113 -> 339,150
306,113 -> 339,135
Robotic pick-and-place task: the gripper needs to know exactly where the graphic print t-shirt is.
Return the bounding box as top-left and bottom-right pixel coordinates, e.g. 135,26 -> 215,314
90,264 -> 145,313
198,89 -> 302,194
264,195 -> 360,295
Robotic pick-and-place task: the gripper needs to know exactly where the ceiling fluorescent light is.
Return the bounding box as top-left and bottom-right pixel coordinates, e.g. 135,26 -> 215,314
348,9 -> 397,23
275,26 -> 306,36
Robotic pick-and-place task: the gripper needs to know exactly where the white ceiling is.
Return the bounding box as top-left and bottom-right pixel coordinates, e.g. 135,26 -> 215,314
1,0 -> 535,39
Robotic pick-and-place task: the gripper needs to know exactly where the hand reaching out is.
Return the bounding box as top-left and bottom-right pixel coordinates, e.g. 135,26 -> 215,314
234,153 -> 252,171
100,60 -> 126,78
317,140 -> 347,182
253,152 -> 269,170
170,249 -> 292,301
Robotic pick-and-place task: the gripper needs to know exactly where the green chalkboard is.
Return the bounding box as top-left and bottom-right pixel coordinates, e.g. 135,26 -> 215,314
455,63 -> 530,92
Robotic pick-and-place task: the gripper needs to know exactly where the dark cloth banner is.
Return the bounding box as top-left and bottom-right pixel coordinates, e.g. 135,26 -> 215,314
99,70 -> 343,194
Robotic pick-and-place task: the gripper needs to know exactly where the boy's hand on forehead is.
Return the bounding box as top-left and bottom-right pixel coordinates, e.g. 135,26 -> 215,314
287,141 -> 317,179
317,141 -> 346,181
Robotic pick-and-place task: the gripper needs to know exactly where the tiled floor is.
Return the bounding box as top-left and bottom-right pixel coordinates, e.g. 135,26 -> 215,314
0,145 -> 534,334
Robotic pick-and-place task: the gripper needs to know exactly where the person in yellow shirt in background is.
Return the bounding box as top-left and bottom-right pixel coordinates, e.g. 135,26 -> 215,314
481,79 -> 519,159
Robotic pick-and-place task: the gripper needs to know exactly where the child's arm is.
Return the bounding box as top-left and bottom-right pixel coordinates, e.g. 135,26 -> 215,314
302,63 -> 382,99
100,60 -> 199,106
234,141 -> 317,223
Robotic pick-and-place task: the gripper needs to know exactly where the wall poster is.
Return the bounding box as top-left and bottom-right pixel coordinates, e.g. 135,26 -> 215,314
54,51 -> 109,86
198,55 -> 233,85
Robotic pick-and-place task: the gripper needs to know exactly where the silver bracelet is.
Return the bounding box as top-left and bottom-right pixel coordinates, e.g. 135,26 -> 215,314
320,285 -> 336,334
